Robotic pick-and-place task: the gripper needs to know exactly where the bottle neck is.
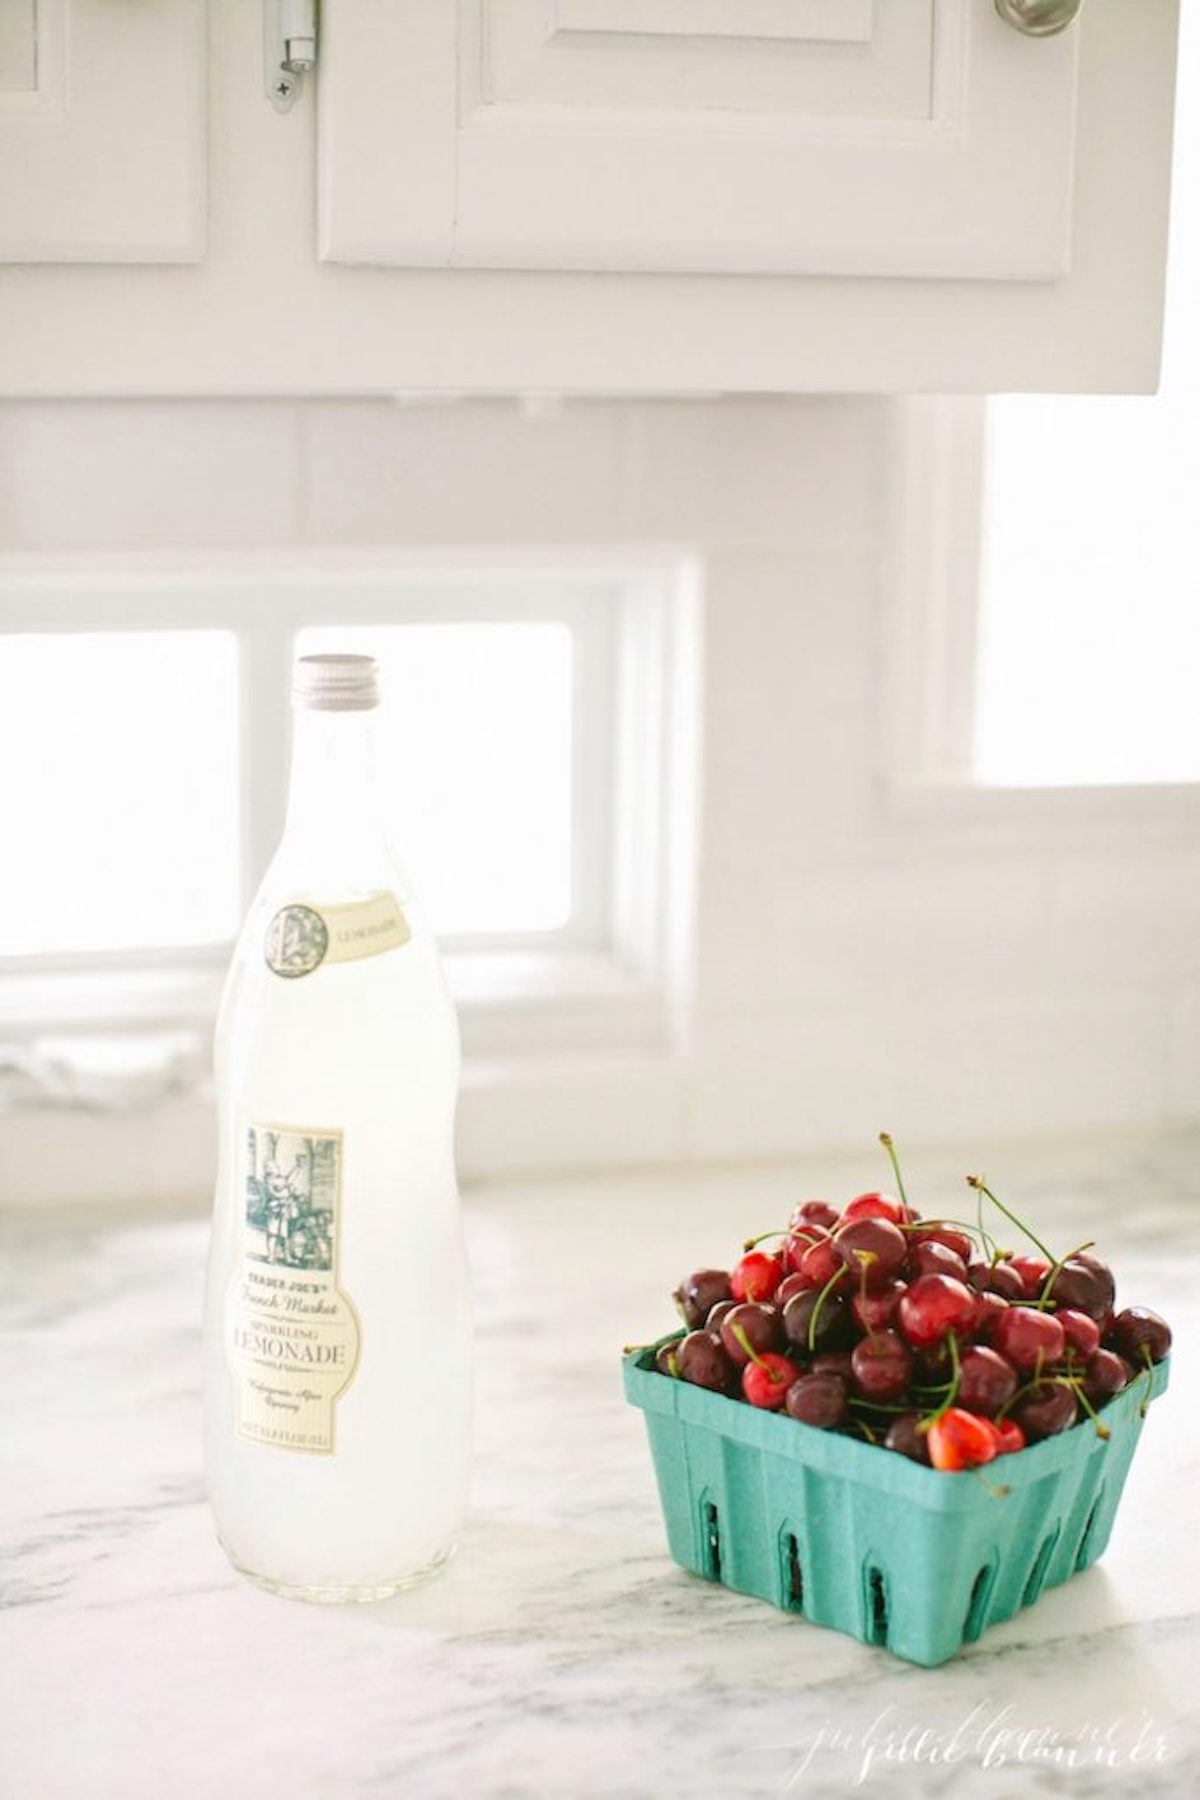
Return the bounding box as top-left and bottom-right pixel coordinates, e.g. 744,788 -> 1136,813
276,706 -> 395,889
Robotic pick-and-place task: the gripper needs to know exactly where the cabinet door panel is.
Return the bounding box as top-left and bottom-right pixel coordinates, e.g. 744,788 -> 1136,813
0,0 -> 205,262
320,0 -> 1077,278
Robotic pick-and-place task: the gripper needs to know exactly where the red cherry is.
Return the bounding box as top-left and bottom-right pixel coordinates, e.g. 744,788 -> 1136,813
897,1274 -> 978,1348
775,1271 -> 815,1308
850,1330 -> 913,1402
1009,1255 -> 1052,1300
797,1234 -> 845,1289
782,1223 -> 828,1274
719,1302 -> 782,1368
910,1225 -> 974,1263
992,1305 -> 1065,1373
907,1240 -> 969,1282
790,1200 -> 839,1232
832,1218 -> 908,1290
852,1280 -> 906,1334
991,1418 -> 1027,1456
926,1408 -> 999,1471
730,1251 -> 783,1304
967,1260 -> 1026,1302
840,1191 -> 907,1227
742,1352 -> 799,1409
971,1290 -> 1009,1343
956,1345 -> 1018,1417
1057,1308 -> 1101,1360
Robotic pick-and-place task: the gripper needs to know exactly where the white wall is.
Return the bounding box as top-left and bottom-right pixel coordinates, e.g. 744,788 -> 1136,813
1,396 -> 1197,1199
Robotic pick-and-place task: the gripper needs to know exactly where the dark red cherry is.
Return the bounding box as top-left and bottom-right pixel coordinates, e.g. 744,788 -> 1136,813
719,1302 -> 782,1368
852,1279 -> 906,1334
1010,1380 -> 1077,1440
730,1251 -> 783,1305
908,1240 -> 969,1282
809,1350 -> 855,1381
673,1269 -> 732,1328
784,1371 -> 848,1428
884,1414 -> 931,1463
910,1224 -> 974,1263
850,1330 -> 913,1402
991,1305 -> 1065,1373
971,1290 -> 1009,1343
655,1341 -> 681,1378
705,1299 -> 736,1337
956,1345 -> 1019,1417
1047,1257 -> 1113,1322
1083,1347 -> 1132,1406
782,1288 -> 855,1355
775,1271 -> 814,1308
832,1218 -> 908,1291
897,1274 -> 978,1348
791,1200 -> 840,1232
676,1330 -> 735,1392
1111,1306 -> 1171,1365
968,1260 -> 1026,1302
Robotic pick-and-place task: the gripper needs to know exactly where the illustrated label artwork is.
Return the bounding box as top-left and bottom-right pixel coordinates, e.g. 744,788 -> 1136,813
226,1123 -> 361,1455
265,891 -> 410,978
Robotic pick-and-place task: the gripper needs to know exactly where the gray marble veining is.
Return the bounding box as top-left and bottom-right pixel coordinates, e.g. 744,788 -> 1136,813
2,1134 -> 1198,1800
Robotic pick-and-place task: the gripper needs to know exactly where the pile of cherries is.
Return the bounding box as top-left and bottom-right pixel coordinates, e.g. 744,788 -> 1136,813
655,1137 -> 1171,1473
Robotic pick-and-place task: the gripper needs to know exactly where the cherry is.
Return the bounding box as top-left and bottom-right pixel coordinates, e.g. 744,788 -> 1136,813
742,1351 -> 799,1409
784,1371 -> 848,1428
1083,1347 -> 1132,1406
910,1224 -> 974,1263
968,1260 -> 1026,1302
782,1288 -> 855,1355
840,1191 -> 907,1227
926,1408 -> 998,1472
914,1338 -> 955,1386
971,1290 -> 1009,1343
1111,1306 -> 1172,1365
908,1241 -> 969,1282
655,1341 -> 681,1378
850,1330 -> 913,1402
897,1274 -> 978,1348
797,1234 -> 846,1289
884,1414 -> 930,1463
676,1330 -> 735,1392
852,1279 -> 906,1334
673,1269 -> 733,1329
991,1417 -> 1026,1456
1009,1255 -> 1052,1300
790,1200 -> 840,1232
992,1305 -> 1065,1373
775,1271 -> 815,1308
1047,1256 -> 1113,1322
730,1251 -> 783,1305
719,1302 -> 782,1368
832,1218 -> 908,1290
783,1224 -> 828,1273
1010,1380 -> 1077,1440
810,1350 -> 855,1381
956,1345 -> 1018,1417
1056,1308 -> 1101,1360
705,1299 -> 736,1337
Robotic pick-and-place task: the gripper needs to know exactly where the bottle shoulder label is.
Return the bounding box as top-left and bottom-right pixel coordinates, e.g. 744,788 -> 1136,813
225,1120 -> 361,1456
265,891 -> 410,979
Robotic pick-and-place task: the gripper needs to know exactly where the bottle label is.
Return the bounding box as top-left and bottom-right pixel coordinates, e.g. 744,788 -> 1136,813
265,891 -> 410,979
226,1121 -> 361,1455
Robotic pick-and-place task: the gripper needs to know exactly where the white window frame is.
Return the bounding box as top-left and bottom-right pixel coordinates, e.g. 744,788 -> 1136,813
881,397 -> 1200,839
0,548 -> 702,1069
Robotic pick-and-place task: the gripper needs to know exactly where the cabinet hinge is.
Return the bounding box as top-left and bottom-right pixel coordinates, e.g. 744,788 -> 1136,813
265,0 -> 318,114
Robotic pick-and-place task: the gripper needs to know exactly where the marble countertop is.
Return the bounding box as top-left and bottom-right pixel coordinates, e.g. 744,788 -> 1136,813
3,1133 -> 1198,1800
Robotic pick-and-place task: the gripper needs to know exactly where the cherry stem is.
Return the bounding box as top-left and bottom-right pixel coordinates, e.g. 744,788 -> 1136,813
1032,1239 -> 1096,1310
965,1175 -> 1056,1266
807,1265 -> 847,1355
971,1469 -> 1012,1499
878,1131 -> 909,1208
1071,1380 -> 1111,1440
731,1323 -> 768,1373
917,1331 -> 962,1433
742,1230 -> 786,1250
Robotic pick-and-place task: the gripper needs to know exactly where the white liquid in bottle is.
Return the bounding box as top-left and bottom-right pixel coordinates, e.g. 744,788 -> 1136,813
203,653 -> 471,1602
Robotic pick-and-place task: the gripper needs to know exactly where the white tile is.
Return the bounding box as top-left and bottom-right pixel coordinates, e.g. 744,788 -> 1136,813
0,402 -> 302,550
301,399 -> 626,544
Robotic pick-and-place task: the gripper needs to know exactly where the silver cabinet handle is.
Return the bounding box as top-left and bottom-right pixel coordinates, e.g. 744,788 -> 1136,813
994,0 -> 1084,36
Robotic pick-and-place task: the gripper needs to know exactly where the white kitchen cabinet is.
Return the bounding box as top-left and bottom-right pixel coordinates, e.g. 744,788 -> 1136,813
319,0 -> 1078,279
0,0 -> 1181,394
0,0 -> 205,262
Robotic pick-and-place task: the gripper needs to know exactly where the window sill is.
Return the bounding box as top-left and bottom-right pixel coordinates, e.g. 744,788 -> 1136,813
883,776 -> 1200,840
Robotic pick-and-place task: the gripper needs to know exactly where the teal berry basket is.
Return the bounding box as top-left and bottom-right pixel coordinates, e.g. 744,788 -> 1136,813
624,1336 -> 1168,1668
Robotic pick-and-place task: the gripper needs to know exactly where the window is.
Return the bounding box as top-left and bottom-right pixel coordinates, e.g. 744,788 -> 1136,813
0,555 -> 697,1046
973,1 -> 1199,790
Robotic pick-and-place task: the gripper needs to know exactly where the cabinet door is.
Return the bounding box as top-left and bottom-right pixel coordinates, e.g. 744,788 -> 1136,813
0,0 -> 205,262
319,0 -> 1078,277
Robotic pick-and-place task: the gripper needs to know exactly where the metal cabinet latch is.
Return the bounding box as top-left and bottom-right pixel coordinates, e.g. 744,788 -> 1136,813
265,0 -> 318,113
